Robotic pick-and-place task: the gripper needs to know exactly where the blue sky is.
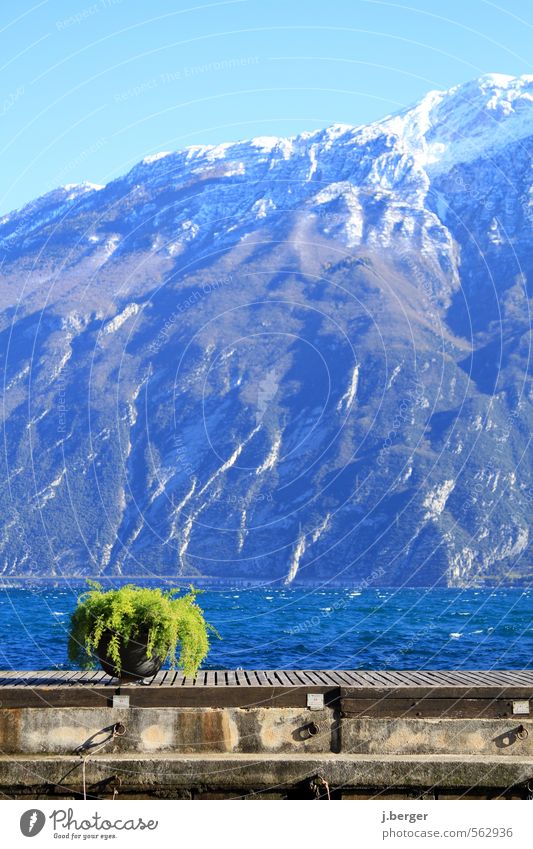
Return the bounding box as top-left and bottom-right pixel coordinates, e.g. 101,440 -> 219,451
1,0 -> 532,214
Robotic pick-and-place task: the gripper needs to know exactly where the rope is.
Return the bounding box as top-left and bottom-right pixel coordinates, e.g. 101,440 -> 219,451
310,775 -> 331,800
77,723 -> 126,800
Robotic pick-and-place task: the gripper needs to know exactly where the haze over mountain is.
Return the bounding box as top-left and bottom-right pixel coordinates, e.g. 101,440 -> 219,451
1,73 -> 531,586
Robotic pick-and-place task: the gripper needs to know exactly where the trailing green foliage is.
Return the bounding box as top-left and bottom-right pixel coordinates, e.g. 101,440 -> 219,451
68,581 -> 218,676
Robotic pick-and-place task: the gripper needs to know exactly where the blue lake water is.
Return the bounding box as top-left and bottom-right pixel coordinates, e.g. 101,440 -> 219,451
1,586 -> 532,670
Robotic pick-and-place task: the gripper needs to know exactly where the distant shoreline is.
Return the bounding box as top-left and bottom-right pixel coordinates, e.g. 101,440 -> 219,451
0,577 -> 529,590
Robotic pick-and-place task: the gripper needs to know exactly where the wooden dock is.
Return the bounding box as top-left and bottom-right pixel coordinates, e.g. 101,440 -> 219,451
1,669 -> 532,798
1,668 -> 532,717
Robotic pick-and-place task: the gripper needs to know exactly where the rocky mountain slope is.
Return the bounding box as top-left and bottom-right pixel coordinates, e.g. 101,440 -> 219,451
0,73 -> 531,585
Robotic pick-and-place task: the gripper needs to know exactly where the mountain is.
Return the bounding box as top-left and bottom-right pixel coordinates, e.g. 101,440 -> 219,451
0,73 -> 531,586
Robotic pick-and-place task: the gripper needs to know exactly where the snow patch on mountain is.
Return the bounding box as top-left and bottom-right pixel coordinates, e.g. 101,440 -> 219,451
34,468 -> 67,509
103,302 -> 143,335
63,181 -> 104,199
381,73 -> 533,175
337,363 -> 359,413
285,529 -> 307,585
423,479 -> 456,521
256,433 -> 282,475
142,152 -> 172,164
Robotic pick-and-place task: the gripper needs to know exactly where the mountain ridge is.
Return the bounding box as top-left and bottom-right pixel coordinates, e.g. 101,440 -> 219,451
3,72 -> 533,226
0,73 -> 531,586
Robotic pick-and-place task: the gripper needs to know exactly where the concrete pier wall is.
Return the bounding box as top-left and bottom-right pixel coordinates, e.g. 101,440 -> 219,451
1,707 -> 532,757
1,704 -> 532,799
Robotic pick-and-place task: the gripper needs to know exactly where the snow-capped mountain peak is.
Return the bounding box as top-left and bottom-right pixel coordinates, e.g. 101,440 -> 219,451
122,73 -> 533,186
379,73 -> 533,174
0,74 -> 531,586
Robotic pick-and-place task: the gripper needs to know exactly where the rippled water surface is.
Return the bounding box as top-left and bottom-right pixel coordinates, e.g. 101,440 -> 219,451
1,586 -> 532,670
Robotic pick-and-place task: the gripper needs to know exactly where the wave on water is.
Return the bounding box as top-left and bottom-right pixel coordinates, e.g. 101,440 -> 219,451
1,586 -> 532,670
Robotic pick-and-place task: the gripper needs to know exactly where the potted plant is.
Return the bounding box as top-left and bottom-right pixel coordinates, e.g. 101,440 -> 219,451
68,581 -> 218,681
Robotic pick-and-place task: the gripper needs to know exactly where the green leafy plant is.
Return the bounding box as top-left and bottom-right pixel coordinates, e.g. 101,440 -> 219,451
68,581 -> 218,677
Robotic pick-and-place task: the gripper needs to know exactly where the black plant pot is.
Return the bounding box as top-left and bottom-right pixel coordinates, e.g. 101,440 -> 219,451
96,628 -> 164,681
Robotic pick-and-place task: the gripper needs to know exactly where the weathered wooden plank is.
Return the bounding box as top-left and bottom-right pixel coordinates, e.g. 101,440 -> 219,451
84,670 -> 109,685
80,671 -> 106,685
423,671 -> 488,687
3,668 -> 532,686
60,670 -> 93,685
339,696 -> 519,720
73,670 -> 108,684
354,671 -> 385,687
0,687 -> 115,708
252,670 -> 270,686
340,685 -> 533,701
301,670 -> 328,686
147,670 -> 167,686
467,670 -> 522,686
444,671 -> 494,687
0,684 -> 337,709
0,670 -> 36,680
14,670 -> 57,679
404,671 -> 460,689
378,671 -> 419,687
61,669 -> 84,686
341,671 -> 372,685
1,668 -> 532,696
0,671 -> 22,681
0,670 -> 33,686
364,670 -> 401,686
319,670 -> 356,686
0,672 -> 22,689
307,670 -> 337,686
395,669 -> 532,688
274,670 -> 297,687
400,671 -> 441,687
19,671 -> 71,687
496,670 -> 533,685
